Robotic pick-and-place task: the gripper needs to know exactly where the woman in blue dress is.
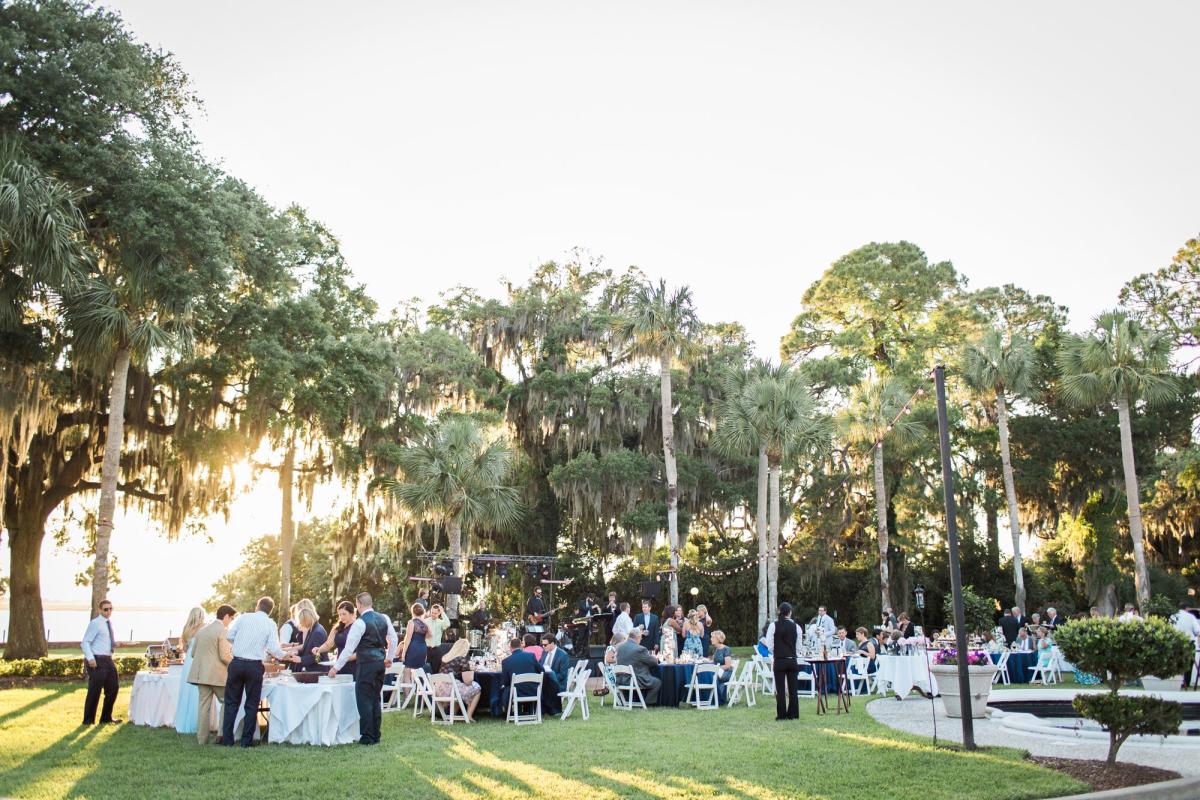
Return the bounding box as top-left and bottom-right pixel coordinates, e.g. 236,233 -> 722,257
173,607 -> 206,734
289,606 -> 327,672
682,610 -> 705,659
314,601 -> 358,677
400,603 -> 431,677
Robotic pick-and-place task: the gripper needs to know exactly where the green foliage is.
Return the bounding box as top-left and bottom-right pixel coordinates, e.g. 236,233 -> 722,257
1055,617 -> 1193,687
1143,594 -> 1177,619
942,585 -> 996,635
1057,310 -> 1179,407
1120,234 -> 1200,351
1072,693 -> 1183,765
0,656 -> 144,678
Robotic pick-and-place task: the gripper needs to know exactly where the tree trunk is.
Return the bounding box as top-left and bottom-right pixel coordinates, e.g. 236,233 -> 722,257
985,498 -> 1000,575
279,438 -> 296,619
756,446 -> 768,634
1116,396 -> 1151,607
448,518 -> 463,617
768,462 -> 781,620
996,391 -> 1026,612
873,443 -> 890,613
5,510 -> 48,658
660,351 -> 680,606
90,346 -> 131,615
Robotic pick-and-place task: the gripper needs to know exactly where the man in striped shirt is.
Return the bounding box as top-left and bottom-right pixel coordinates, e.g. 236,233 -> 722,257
222,596 -> 292,747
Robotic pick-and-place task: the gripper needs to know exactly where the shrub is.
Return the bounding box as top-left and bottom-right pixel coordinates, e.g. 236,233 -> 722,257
1143,594 -> 1177,620
942,585 -> 995,635
0,655 -> 146,679
1055,617 -> 1193,763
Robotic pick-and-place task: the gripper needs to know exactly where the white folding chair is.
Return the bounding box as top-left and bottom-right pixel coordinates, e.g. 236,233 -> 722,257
796,662 -> 817,697
611,664 -> 647,710
397,667 -> 419,710
427,673 -> 472,724
506,672 -> 544,725
726,659 -> 756,708
1029,659 -> 1057,685
600,663 -> 625,708
559,661 -> 591,720
685,663 -> 721,709
844,656 -> 875,696
381,662 -> 406,711
409,669 -> 437,719
1050,647 -> 1065,683
752,654 -> 776,695
991,650 -> 1011,685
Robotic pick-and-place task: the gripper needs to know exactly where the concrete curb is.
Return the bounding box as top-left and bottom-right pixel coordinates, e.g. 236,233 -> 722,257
1049,775 -> 1200,800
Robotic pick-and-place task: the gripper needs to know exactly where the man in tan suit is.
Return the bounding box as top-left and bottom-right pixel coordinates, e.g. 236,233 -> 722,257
187,604 -> 236,745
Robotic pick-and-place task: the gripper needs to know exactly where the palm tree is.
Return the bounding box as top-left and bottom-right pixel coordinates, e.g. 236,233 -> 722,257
716,364 -> 823,621
388,416 -> 522,616
0,136 -> 85,330
963,328 -> 1036,611
1057,310 -> 1179,607
68,255 -> 194,613
838,377 -> 923,614
615,279 -> 699,605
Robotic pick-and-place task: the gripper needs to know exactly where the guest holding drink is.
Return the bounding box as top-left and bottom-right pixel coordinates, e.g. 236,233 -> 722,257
313,600 -> 357,677
290,604 -> 327,672
173,606 -> 206,734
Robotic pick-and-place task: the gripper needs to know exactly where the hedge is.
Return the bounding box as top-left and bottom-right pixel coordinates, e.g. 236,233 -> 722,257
0,655 -> 146,679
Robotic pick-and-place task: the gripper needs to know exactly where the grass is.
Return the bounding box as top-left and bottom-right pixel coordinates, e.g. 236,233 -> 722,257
0,681 -> 1086,800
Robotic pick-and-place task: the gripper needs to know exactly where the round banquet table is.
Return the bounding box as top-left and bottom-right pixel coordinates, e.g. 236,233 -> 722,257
875,653 -> 939,698
991,650 -> 1038,684
232,676 -> 359,746
474,671 -> 503,717
128,666 -> 182,727
799,659 -> 841,694
653,662 -> 695,707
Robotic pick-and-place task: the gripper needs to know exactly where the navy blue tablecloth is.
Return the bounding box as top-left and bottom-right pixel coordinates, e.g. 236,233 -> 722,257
800,660 -> 841,693
652,663 -> 727,706
991,651 -> 1037,684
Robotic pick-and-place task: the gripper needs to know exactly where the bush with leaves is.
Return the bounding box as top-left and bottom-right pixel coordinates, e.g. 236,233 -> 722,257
1055,617 -> 1193,763
942,585 -> 996,635
0,656 -> 144,679
1143,594 -> 1177,619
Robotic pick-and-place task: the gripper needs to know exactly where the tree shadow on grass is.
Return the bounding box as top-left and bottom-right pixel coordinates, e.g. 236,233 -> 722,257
0,683 -> 80,727
0,723 -> 105,798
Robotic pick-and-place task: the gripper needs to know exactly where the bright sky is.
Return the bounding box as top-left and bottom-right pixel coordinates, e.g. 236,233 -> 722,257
13,0 -> 1200,610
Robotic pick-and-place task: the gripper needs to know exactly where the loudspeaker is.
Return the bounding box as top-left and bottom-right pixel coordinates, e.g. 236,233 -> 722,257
441,576 -> 463,594
639,581 -> 662,600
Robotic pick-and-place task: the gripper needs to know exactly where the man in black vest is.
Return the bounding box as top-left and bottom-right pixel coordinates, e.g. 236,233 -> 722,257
330,592 -> 398,745
772,602 -> 800,720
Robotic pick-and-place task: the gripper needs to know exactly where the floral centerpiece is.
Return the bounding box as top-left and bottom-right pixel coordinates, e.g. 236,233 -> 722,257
932,648 -> 991,666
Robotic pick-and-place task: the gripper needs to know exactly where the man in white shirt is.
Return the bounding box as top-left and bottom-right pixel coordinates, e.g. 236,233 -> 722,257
1118,603 -> 1140,622
222,596 -> 291,747
1014,628 -> 1033,652
81,599 -> 120,725
330,592 -> 398,745
612,602 -> 634,639
811,606 -> 836,644
1170,602 -> 1200,689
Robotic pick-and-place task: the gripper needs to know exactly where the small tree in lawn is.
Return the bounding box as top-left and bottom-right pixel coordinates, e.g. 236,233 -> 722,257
1054,617 -> 1193,765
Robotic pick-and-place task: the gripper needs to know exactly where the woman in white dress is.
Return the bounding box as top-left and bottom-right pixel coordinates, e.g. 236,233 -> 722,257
173,607 -> 206,733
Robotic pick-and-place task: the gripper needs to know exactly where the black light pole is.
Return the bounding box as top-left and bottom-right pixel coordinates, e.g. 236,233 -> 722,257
935,364 -> 976,750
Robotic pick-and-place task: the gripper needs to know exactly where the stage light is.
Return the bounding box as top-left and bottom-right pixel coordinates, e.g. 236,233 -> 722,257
539,563 -> 552,579
472,560 -> 485,578
433,564 -> 449,577
441,559 -> 454,576
526,563 -> 540,578
497,561 -> 509,579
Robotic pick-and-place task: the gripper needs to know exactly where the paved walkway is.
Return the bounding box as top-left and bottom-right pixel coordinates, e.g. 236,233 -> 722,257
866,695 -> 1200,777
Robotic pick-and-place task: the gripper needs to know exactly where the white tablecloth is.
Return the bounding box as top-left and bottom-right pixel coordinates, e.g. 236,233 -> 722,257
128,667 -> 182,727
875,653 -> 939,698
234,676 -> 359,746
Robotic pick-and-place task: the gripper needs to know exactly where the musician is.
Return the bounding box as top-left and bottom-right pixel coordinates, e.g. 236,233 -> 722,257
577,592 -> 600,618
601,591 -> 619,640
524,586 -> 547,627
572,592 -> 601,653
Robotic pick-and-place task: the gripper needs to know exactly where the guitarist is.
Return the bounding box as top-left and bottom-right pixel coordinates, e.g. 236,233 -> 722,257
524,586 -> 547,631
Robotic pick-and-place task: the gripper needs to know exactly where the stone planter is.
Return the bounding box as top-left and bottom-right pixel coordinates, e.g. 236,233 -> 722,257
930,664 -> 996,718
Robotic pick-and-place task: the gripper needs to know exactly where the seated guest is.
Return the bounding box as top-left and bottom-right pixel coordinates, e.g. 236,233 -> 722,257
539,634 -> 570,715
854,627 -> 878,674
710,629 -> 733,702
835,626 -> 856,656
435,637 -> 482,719
615,627 -> 661,704
290,604 -> 328,671
633,600 -> 660,652
983,632 -> 1005,653
604,632 -> 626,665
757,620 -> 772,657
499,638 -> 541,713
896,612 -> 915,639
428,628 -> 458,674
1014,628 -> 1033,652
522,633 -> 543,662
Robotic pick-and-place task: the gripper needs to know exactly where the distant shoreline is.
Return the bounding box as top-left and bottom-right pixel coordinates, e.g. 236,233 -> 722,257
0,601 -> 190,612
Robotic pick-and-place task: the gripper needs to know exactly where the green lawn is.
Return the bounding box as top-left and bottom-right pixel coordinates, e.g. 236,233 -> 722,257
0,681 -> 1085,800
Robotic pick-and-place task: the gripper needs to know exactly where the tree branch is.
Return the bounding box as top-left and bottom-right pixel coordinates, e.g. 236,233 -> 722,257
76,480 -> 167,503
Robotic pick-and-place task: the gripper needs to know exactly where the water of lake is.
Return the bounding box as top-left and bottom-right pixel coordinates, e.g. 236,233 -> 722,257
0,607 -> 194,646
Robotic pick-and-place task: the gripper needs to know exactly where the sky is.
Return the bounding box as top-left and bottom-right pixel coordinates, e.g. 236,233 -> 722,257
10,0 -> 1200,611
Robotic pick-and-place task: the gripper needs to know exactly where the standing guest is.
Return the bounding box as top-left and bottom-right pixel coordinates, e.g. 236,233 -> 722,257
427,604 -> 451,647
999,608 -> 1021,646
772,603 -> 801,720
671,604 -> 687,654
854,627 -> 879,675
612,602 -> 634,639
1118,603 -> 1141,622
615,627 -> 661,704
633,600 -> 660,652
896,612 -> 915,639
329,592 -> 397,745
1044,607 -> 1062,630
1034,626 -> 1055,670
435,638 -> 482,719
522,633 -> 544,662
811,606 -> 836,644
1170,601 -> 1200,689
81,598 -> 121,726
499,638 -> 541,713
682,610 -> 705,659
290,605 -> 327,672
398,603 -> 431,677
173,606 -> 207,734
660,605 -> 681,659
539,633 -> 570,715
313,600 -> 357,677
696,604 -> 714,656
881,606 -> 897,630
1029,612 -> 1042,631
223,597 -> 292,747
187,604 -> 235,745
415,587 -> 431,611
1012,606 -> 1028,628
278,599 -> 316,649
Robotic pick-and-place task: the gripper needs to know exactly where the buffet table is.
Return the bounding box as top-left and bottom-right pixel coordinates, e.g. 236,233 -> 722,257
128,666 -> 182,727
233,676 -> 359,746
